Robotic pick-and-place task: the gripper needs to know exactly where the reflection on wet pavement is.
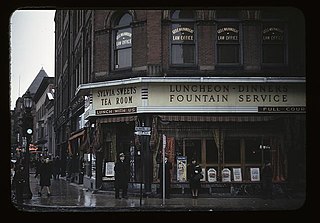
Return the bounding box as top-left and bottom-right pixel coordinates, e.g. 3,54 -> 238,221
14,174 -> 305,211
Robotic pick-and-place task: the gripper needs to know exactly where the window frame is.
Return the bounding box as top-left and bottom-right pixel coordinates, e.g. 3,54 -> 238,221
169,10 -> 197,68
215,21 -> 243,67
111,12 -> 133,71
261,21 -> 288,66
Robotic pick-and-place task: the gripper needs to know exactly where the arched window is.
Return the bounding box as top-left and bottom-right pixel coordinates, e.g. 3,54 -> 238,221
112,12 -> 132,70
170,10 -> 196,66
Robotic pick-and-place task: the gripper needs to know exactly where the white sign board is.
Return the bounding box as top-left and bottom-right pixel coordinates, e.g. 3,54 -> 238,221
207,168 -> 217,182
201,167 -> 206,181
105,162 -> 115,177
250,168 -> 260,181
176,156 -> 187,182
233,168 -> 242,182
222,168 -> 231,182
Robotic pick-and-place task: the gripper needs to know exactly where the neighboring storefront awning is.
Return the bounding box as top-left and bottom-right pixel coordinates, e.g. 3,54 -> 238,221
158,115 -> 278,122
69,129 -> 85,141
68,129 -> 86,155
96,115 -> 137,123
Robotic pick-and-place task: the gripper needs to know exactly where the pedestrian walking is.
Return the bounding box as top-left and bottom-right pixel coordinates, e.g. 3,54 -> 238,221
52,156 -> 61,180
187,158 -> 203,198
261,161 -> 273,199
12,164 -> 27,203
35,157 -> 53,197
158,155 -> 172,199
114,152 -> 129,199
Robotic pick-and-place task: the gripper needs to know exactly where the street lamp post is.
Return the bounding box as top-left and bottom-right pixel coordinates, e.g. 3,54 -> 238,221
22,90 -> 33,199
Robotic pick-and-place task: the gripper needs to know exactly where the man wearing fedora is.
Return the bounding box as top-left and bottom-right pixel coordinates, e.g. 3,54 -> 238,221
114,152 -> 129,199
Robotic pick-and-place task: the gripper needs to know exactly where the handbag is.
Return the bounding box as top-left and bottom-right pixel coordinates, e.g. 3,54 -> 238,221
193,173 -> 203,181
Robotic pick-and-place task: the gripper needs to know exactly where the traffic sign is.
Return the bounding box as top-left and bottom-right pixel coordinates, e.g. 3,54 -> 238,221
134,131 -> 151,136
135,126 -> 151,131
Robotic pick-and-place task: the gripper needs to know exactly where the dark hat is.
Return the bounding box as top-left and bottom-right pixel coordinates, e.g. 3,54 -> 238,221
119,152 -> 125,157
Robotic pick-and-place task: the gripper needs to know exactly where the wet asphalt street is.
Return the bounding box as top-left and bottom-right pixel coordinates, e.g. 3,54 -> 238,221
11,174 -> 306,213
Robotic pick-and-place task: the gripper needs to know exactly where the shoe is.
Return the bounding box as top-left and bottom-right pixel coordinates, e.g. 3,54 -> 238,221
47,193 -> 51,197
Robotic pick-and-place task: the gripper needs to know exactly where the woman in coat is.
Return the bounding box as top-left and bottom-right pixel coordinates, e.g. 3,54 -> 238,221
114,152 -> 130,199
187,158 -> 202,198
36,158 -> 52,196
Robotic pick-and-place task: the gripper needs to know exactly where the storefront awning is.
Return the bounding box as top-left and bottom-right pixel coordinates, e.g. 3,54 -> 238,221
96,115 -> 137,123
158,115 -> 277,122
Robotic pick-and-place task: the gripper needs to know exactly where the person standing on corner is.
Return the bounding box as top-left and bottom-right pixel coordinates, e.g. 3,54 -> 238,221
114,152 -> 129,199
158,155 -> 172,199
12,164 -> 27,203
188,158 -> 202,199
261,161 -> 273,199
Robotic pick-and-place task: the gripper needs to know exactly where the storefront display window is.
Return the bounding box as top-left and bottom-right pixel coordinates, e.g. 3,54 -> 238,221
184,139 -> 201,163
245,138 -> 262,164
224,138 -> 241,163
205,139 -> 218,164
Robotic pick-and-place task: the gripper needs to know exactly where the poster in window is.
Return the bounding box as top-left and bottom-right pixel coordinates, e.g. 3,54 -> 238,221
207,168 -> 217,182
176,156 -> 187,182
222,168 -> 231,182
233,168 -> 242,182
105,162 -> 115,177
201,167 -> 206,181
250,167 -> 260,181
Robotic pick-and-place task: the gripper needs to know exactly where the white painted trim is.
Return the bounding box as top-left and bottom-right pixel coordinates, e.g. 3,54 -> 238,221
75,76 -> 305,95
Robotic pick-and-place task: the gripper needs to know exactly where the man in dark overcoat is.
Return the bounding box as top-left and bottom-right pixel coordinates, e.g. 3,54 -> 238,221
36,158 -> 53,196
114,152 -> 129,199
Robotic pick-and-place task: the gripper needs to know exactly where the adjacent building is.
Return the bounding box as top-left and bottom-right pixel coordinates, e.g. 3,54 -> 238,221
11,68 -> 49,159
54,8 -> 306,196
33,76 -> 55,157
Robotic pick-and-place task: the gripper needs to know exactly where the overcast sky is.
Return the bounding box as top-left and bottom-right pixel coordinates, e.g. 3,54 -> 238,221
10,9 -> 55,110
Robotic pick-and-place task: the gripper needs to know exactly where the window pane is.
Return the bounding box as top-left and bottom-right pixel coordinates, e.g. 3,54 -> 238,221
172,23 -> 195,43
262,44 -> 285,63
206,140 -> 218,163
217,44 -> 239,63
184,139 -> 201,164
224,139 -> 240,163
115,48 -> 132,68
245,138 -> 262,164
172,44 -> 195,64
116,13 -> 132,26
116,28 -> 132,49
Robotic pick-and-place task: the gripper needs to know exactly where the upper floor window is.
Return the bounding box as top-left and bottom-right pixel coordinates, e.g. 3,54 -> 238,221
112,13 -> 132,70
170,10 -> 196,66
216,23 -> 241,65
261,23 -> 286,64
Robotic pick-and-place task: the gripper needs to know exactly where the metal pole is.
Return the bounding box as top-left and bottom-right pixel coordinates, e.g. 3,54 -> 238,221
23,111 -> 33,199
162,134 -> 166,205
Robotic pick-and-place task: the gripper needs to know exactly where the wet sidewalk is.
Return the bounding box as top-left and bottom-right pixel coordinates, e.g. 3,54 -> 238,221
11,174 -> 306,212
